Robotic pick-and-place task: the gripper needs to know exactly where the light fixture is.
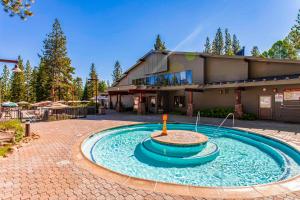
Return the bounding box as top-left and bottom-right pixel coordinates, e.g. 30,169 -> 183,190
12,64 -> 22,73
262,88 -> 267,92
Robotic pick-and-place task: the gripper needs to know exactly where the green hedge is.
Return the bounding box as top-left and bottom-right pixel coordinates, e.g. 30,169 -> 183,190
196,107 -> 257,121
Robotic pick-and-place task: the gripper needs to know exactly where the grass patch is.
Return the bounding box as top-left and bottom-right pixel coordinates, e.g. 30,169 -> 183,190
0,120 -> 24,142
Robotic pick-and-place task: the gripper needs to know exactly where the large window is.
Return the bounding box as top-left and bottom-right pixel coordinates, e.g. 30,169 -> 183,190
174,96 -> 185,108
284,89 -> 300,101
132,70 -> 192,86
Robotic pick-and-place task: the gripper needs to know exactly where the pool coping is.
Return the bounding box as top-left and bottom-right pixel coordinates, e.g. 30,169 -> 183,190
72,122 -> 300,199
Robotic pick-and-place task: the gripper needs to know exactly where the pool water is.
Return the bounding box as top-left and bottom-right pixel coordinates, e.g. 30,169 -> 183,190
82,123 -> 300,187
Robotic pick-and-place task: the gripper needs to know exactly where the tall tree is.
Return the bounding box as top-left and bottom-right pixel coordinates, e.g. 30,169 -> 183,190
41,19 -> 74,101
0,65 -> 11,102
251,46 -> 260,57
203,37 -> 211,53
1,0 -> 34,20
36,59 -> 51,101
112,61 -> 122,83
154,34 -> 167,51
224,29 -> 234,55
30,67 -> 38,103
81,81 -> 88,101
87,63 -> 98,99
24,60 -> 33,102
10,56 -> 26,102
72,77 -> 83,101
98,81 -> 107,93
232,34 -> 241,55
288,9 -> 300,49
212,28 -> 224,55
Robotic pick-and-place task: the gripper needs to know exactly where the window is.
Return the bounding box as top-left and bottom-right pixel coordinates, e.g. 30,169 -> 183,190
284,89 -> 300,101
174,96 -> 185,108
150,96 -> 156,108
259,96 -> 272,108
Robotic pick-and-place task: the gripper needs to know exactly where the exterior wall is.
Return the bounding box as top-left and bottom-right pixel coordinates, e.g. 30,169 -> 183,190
120,95 -> 134,108
110,95 -> 117,108
193,89 -> 235,111
168,54 -> 204,84
249,61 -> 300,79
205,57 -> 248,83
242,84 -> 300,122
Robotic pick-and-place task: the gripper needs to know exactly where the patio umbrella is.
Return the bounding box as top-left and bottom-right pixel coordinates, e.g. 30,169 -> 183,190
2,102 -> 18,107
31,101 -> 52,107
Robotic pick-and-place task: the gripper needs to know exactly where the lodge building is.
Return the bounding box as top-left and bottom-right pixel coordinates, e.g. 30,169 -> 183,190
107,50 -> 300,123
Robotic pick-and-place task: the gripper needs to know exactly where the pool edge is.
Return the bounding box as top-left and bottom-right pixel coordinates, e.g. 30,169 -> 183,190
73,122 -> 300,199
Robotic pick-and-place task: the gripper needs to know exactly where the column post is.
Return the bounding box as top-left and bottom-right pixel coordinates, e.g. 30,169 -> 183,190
187,91 -> 194,117
234,89 -> 243,118
137,92 -> 145,115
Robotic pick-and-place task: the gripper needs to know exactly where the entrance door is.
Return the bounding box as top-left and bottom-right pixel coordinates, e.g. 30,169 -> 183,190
259,96 -> 272,120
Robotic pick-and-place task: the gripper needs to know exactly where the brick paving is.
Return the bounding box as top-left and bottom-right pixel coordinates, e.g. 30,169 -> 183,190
0,111 -> 300,200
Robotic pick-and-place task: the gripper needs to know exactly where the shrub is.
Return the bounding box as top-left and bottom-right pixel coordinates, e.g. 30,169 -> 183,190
0,120 -> 24,142
198,107 -> 234,118
240,113 -> 257,121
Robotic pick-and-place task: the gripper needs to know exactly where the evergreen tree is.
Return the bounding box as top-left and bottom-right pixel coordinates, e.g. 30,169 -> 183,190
112,61 -> 122,83
87,63 -> 98,99
41,18 -> 74,101
232,34 -> 241,55
154,34 -> 166,51
24,60 -> 33,102
36,59 -> 51,101
81,81 -> 88,101
251,46 -> 260,57
224,29 -> 234,55
288,9 -> 300,49
212,28 -> 224,55
203,37 -> 211,53
1,65 -> 11,102
10,56 -> 26,102
30,67 -> 38,103
73,77 -> 83,101
98,81 -> 107,93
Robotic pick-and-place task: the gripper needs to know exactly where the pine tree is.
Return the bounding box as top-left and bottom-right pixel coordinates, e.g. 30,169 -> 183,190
10,56 -> 26,102
41,18 -> 74,101
288,9 -> 300,49
1,65 -> 11,102
203,37 -> 211,53
72,77 -> 83,101
81,81 -> 88,101
30,67 -> 38,102
224,29 -> 234,55
232,34 -> 241,55
87,63 -> 98,99
154,34 -> 167,51
112,61 -> 122,83
251,46 -> 260,57
36,59 -> 51,101
212,28 -> 224,55
24,60 -> 33,102
98,81 -> 107,93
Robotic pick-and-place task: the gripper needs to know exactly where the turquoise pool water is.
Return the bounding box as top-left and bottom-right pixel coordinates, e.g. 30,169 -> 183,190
82,123 -> 300,187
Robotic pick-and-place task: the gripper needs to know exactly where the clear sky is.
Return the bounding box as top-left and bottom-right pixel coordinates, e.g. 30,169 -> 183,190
0,0 -> 300,83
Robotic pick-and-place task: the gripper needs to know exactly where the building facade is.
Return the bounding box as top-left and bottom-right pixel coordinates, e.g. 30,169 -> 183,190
108,50 -> 300,123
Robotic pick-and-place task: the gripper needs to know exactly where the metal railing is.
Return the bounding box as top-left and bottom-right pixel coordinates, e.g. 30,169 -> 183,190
213,113 -> 235,136
195,111 -> 200,132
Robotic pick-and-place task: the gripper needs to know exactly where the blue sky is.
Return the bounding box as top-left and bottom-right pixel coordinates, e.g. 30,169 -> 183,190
0,0 -> 300,83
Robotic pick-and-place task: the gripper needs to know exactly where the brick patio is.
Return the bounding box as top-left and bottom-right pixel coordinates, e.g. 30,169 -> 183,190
1,111 -> 300,200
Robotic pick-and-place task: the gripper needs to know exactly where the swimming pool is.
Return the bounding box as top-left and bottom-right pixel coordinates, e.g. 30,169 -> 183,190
81,123 -> 300,187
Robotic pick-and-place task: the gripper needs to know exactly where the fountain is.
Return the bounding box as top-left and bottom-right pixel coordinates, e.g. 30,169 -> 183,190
139,114 -> 219,166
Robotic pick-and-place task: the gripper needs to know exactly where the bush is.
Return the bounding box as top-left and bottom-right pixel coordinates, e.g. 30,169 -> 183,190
198,107 -> 234,118
0,120 -> 24,142
240,113 -> 257,121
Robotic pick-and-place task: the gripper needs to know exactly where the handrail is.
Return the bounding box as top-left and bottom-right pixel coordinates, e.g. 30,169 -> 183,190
195,111 -> 200,132
213,113 -> 235,136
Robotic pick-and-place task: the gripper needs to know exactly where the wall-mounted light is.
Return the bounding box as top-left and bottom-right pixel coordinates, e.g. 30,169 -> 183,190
273,88 -> 278,93
262,88 -> 267,92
